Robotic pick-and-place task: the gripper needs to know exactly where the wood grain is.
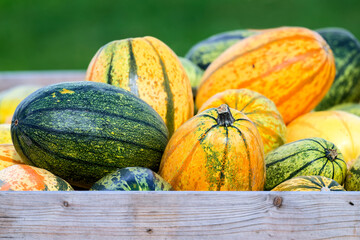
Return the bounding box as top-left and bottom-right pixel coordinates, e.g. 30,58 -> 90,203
0,70 -> 86,91
0,191 -> 359,239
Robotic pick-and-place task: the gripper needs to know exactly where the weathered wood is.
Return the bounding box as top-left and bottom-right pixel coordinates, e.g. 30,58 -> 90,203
0,70 -> 86,91
0,191 -> 359,239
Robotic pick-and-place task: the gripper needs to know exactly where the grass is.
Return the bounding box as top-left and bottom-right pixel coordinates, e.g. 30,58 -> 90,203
1,0 -> 359,70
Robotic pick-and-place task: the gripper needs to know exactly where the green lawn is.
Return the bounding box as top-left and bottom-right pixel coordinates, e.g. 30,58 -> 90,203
1,0 -> 359,71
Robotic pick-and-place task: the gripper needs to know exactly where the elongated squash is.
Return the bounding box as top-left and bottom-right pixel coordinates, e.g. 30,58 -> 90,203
196,27 -> 335,124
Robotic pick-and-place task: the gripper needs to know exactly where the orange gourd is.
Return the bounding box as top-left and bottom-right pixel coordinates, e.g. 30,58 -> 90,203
0,144 -> 24,171
196,27 -> 335,124
159,104 -> 265,191
198,89 -> 286,154
86,36 -> 193,135
287,111 -> 360,168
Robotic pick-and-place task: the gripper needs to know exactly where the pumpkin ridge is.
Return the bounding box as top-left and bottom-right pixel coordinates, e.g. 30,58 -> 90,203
334,161 -> 345,181
13,131 -> 34,165
200,114 -> 217,122
240,95 -> 266,112
127,39 -> 140,97
308,177 -> 323,188
199,125 -> 218,143
274,55 -> 328,108
317,159 -> 329,175
283,156 -> 324,183
106,50 -> 115,85
266,148 -> 324,167
143,38 -> 175,135
203,35 -> 319,83
20,165 -> 46,191
230,125 -> 252,190
304,137 -> 327,151
217,127 -> 229,191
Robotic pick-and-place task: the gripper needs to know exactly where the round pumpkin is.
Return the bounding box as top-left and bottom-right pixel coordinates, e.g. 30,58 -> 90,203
0,124 -> 12,144
0,144 -> 24,171
0,165 -> 73,191
86,36 -> 194,136
271,175 -> 345,192
159,104 -> 265,191
287,110 -> 360,168
197,89 -> 286,154
195,27 -> 335,124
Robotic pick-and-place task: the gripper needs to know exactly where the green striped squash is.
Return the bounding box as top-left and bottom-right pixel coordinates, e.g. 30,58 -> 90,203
272,175 -> 345,191
185,29 -> 260,70
265,137 -> 347,190
86,36 -> 193,136
315,28 -> 360,111
345,155 -> 360,191
329,103 -> 360,117
11,81 -> 169,188
90,167 -> 172,191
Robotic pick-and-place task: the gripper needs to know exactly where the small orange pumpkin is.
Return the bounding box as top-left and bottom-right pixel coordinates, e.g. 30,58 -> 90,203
196,27 -> 335,124
198,89 -> 286,154
159,104 -> 265,191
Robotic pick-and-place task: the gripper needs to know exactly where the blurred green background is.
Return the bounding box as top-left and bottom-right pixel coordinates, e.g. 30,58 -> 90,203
1,0 -> 360,71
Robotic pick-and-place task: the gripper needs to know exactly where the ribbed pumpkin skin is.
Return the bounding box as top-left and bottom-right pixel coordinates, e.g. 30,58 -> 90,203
265,137 -> 347,191
315,28 -> 360,111
287,111 -> 360,168
196,27 -> 335,124
11,82 -> 169,188
345,156 -> 360,191
159,107 -> 265,191
0,144 -> 24,171
329,103 -> 360,117
0,124 -> 12,144
86,36 -> 193,136
0,165 -> 73,191
272,176 -> 345,192
90,167 -> 172,191
197,89 -> 286,154
185,29 -> 260,70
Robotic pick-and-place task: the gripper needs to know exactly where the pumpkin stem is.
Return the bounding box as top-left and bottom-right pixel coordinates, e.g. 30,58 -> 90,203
325,149 -> 338,161
216,104 -> 235,127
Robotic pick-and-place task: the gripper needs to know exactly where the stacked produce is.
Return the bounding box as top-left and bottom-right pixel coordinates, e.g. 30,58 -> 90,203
1,26 -> 360,191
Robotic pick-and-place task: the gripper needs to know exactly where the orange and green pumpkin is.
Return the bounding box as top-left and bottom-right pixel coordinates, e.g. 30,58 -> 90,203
159,104 -> 265,191
0,144 -> 24,171
195,27 -> 335,124
0,165 -> 73,191
287,110 -> 360,169
86,36 -> 194,135
271,175 -> 345,192
197,89 -> 286,154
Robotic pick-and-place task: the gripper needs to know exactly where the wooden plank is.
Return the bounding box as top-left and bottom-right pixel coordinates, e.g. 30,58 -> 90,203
0,191 -> 359,239
0,70 -> 86,91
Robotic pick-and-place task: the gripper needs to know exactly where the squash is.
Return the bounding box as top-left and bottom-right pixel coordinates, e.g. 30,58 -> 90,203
197,89 -> 286,154
345,155 -> 360,191
196,27 -> 335,124
0,144 -> 24,171
287,111 -> 360,169
86,36 -> 193,136
0,124 -> 12,144
159,104 -> 265,191
272,176 -> 345,192
11,81 -> 169,188
0,164 -> 73,191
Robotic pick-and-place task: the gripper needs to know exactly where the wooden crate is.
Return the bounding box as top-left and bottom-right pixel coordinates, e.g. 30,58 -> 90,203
1,71 -> 359,239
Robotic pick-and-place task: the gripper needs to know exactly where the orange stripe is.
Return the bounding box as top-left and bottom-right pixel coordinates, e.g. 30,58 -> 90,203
20,165 -> 46,191
87,46 -> 104,81
0,156 -> 22,164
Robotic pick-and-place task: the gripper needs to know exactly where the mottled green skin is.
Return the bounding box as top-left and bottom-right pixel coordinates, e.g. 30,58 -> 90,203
179,57 -> 204,97
272,176 -> 345,192
345,156 -> 360,191
265,137 -> 347,190
185,29 -> 260,70
315,28 -> 360,111
90,167 -> 172,191
329,103 -> 360,117
11,82 -> 169,188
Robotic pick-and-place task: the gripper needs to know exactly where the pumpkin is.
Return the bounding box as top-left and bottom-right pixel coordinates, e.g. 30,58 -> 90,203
0,124 -> 12,144
272,176 -> 345,192
0,144 -> 24,171
197,89 -> 286,154
86,36 -> 193,136
159,104 -> 265,191
0,164 -> 73,191
345,155 -> 360,191
287,111 -> 360,169
195,27 -> 335,124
